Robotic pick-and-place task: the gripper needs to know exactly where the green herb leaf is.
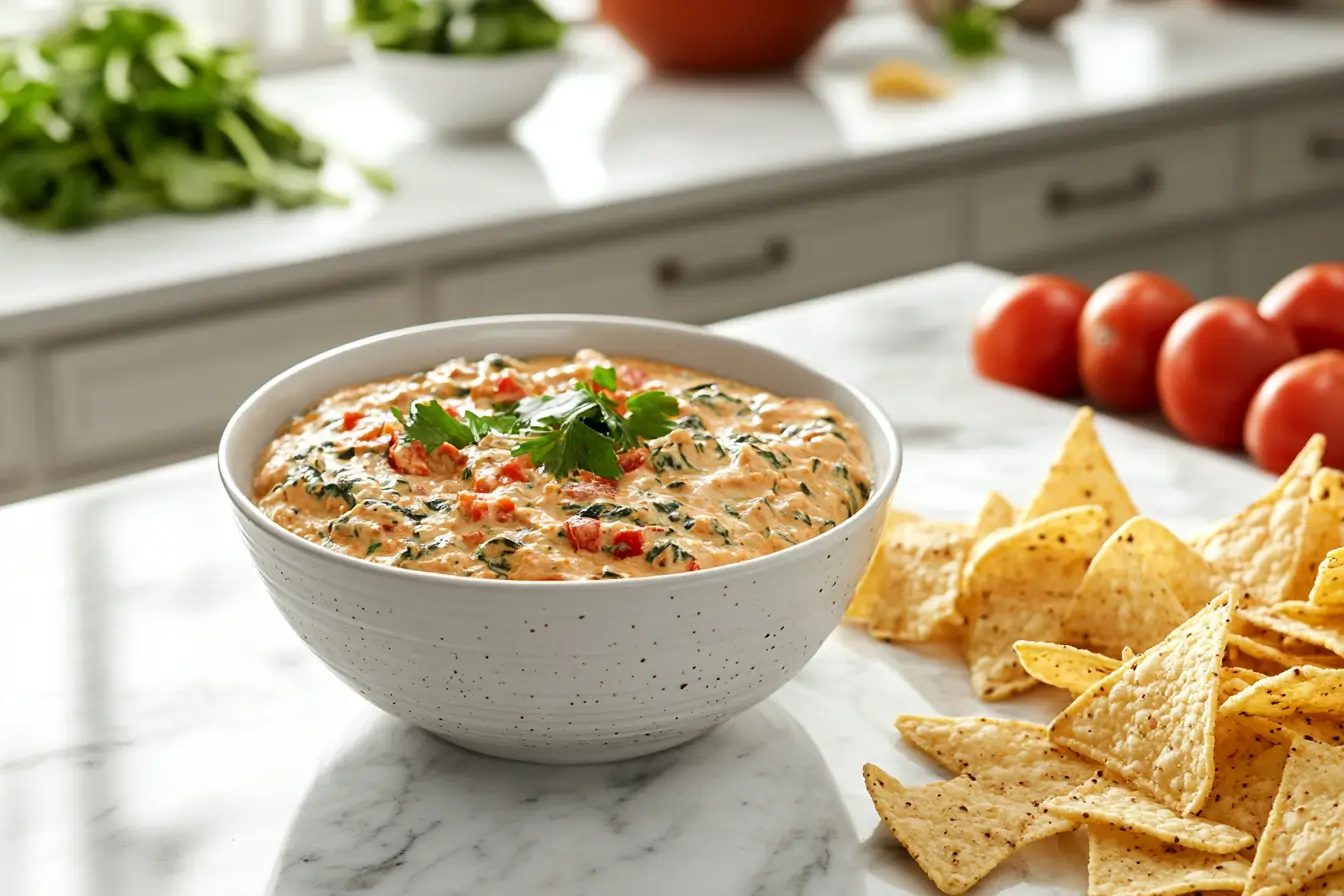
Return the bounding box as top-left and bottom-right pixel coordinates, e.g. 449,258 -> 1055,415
391,399 -> 476,453
942,4 -> 1002,60
592,365 -> 618,392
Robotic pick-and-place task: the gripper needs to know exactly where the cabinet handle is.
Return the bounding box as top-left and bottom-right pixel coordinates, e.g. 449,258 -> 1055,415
654,237 -> 790,291
1045,163 -> 1161,217
1308,131 -> 1344,162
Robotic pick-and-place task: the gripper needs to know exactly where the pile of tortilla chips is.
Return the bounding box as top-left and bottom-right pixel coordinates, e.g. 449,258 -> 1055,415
846,407 -> 1344,701
859,410 -> 1344,895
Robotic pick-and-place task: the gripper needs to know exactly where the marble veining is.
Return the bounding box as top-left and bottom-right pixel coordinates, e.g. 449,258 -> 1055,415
2,264 -> 1279,895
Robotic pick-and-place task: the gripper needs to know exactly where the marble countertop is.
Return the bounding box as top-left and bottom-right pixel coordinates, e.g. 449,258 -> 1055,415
2,263 -> 1283,896
6,2 -> 1344,340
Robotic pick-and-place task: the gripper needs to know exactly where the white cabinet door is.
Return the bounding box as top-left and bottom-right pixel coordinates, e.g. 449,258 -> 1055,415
1225,204 -> 1344,300
1034,233 -> 1222,298
46,279 -> 418,470
1247,97 -> 1344,204
0,354 -> 30,483
971,123 -> 1239,262
431,178 -> 964,325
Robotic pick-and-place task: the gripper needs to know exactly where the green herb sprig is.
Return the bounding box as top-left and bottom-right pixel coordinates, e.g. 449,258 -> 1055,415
350,0 -> 565,55
942,4 -> 1004,61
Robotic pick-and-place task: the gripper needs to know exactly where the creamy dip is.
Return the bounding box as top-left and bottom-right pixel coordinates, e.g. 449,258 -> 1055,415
254,350 -> 872,581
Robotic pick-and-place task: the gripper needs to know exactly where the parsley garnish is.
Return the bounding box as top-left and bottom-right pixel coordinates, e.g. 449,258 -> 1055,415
390,400 -> 512,454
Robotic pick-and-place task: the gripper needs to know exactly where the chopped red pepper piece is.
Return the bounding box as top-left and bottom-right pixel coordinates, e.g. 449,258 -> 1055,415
561,477 -> 618,502
473,473 -> 499,494
563,516 -> 602,552
498,460 -> 528,483
434,443 -> 463,464
611,528 -> 644,559
495,496 -> 516,521
494,374 -> 527,403
617,448 -> 649,473
458,492 -> 488,522
461,531 -> 484,547
686,558 -> 701,571
387,432 -> 430,476
356,422 -> 386,442
342,410 -> 364,431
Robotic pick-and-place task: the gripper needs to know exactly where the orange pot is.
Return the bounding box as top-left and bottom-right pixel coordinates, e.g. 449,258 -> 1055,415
600,0 -> 849,74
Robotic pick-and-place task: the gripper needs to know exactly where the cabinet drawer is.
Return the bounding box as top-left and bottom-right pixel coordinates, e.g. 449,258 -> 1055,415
971,123 -> 1239,262
0,354 -> 27,480
1225,204 -> 1344,299
47,281 -> 417,468
432,179 -> 962,325
1247,98 -> 1344,204
1036,232 -> 1221,298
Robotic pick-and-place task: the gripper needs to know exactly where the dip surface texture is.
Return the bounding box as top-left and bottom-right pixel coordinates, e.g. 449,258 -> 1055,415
254,350 -> 872,580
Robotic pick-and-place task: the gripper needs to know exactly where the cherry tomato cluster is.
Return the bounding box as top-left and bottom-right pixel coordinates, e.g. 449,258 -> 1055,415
971,263 -> 1344,475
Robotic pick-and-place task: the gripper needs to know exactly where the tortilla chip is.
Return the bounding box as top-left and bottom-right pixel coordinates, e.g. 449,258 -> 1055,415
1049,591 -> 1237,815
1022,407 -> 1138,535
1087,826 -> 1250,896
1221,666 -> 1344,717
974,490 -> 1018,541
1311,468 -> 1344,548
1293,501 -> 1344,604
864,521 -> 977,642
1245,736 -> 1344,896
1309,548 -> 1344,610
894,715 -> 1097,781
1192,437 -> 1324,610
1042,774 -> 1254,854
863,763 -> 1074,895
1240,605 -> 1344,661
1064,517 -> 1193,657
1228,633 -> 1341,671
962,506 -> 1109,700
1200,719 -> 1289,837
1014,641 -> 1121,695
846,507 -> 923,624
1302,870 -> 1344,896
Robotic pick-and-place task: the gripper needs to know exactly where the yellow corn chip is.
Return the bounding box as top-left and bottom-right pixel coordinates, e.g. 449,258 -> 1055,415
1246,737 -> 1344,896
1122,646 -> 1135,661
845,507 -> 923,624
1192,436 -> 1324,610
1200,719 -> 1289,837
862,763 -> 1074,895
863,520 -> 977,643
1240,605 -> 1344,661
1228,633 -> 1341,671
1014,640 -> 1122,695
973,490 -> 1017,541
1293,501 -> 1344,604
1050,591 -> 1237,815
962,506 -> 1109,700
1042,774 -> 1254,854
1221,665 -> 1344,716
1302,870 -> 1344,896
1087,826 -> 1250,896
1309,548 -> 1344,610
1311,468 -> 1344,548
1022,407 -> 1138,535
894,715 -> 1097,781
1064,517 -> 1193,658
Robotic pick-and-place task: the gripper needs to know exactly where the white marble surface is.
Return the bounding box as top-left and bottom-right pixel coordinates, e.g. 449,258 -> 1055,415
5,2 -> 1344,338
2,264 -> 1282,896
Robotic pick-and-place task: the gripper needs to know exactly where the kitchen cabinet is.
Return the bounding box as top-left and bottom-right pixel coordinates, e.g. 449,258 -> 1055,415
0,354 -> 30,487
1033,233 -> 1222,298
1246,97 -> 1344,205
1224,204 -> 1344,299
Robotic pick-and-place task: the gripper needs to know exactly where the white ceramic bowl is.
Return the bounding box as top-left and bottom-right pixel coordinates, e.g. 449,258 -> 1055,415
352,38 -> 565,134
219,315 -> 901,764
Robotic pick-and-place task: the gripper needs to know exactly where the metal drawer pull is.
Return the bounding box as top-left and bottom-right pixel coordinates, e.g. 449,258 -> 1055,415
1309,131 -> 1344,162
654,237 -> 790,291
1045,163 -> 1161,216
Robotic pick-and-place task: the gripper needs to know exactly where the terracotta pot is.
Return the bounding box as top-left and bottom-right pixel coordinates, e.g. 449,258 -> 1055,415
600,0 -> 849,74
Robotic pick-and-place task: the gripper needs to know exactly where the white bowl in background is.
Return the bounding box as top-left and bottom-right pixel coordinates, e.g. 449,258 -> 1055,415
219,315 -> 901,764
352,39 -> 565,134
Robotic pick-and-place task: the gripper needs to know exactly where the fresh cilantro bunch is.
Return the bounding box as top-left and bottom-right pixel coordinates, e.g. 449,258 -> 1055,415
392,366 -> 679,480
350,0 -> 565,56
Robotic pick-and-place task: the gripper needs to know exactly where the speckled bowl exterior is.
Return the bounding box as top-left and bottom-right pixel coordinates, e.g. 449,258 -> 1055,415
219,316 -> 900,764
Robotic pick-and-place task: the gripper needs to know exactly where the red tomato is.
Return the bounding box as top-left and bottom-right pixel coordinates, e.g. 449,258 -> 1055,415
1078,272 -> 1196,412
387,433 -> 430,476
497,460 -> 528,483
972,274 -> 1091,397
1156,298 -> 1301,448
1259,263 -> 1344,354
611,528 -> 645,559
1244,351 -> 1344,474
563,517 -> 602,552
342,410 -> 365,431
617,448 -> 650,473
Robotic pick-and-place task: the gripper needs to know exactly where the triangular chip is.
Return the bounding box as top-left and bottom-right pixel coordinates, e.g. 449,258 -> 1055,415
1064,517 -> 1193,658
962,506 -> 1109,700
1042,774 -> 1254,854
1221,666 -> 1344,717
1022,407 -> 1138,535
1312,468 -> 1344,551
1246,737 -> 1344,896
1240,604 -> 1344,661
895,715 -> 1097,782
1193,437 -> 1324,610
1050,591 -> 1237,814
1014,641 -> 1122,695
1229,633 -> 1341,672
1200,719 -> 1289,837
1293,501 -> 1344,604
863,763 -> 1074,895
1119,517 -> 1219,615
1302,870 -> 1344,896
864,520 -> 976,642
846,507 -> 923,624
1309,548 -> 1344,610
973,490 -> 1017,540
1087,826 -> 1250,896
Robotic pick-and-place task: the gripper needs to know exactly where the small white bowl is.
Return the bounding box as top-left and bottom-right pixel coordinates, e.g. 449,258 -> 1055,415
219,315 -> 901,764
352,38 -> 565,134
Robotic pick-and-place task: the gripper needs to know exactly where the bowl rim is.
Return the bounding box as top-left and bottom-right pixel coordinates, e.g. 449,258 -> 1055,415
218,313 -> 902,591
